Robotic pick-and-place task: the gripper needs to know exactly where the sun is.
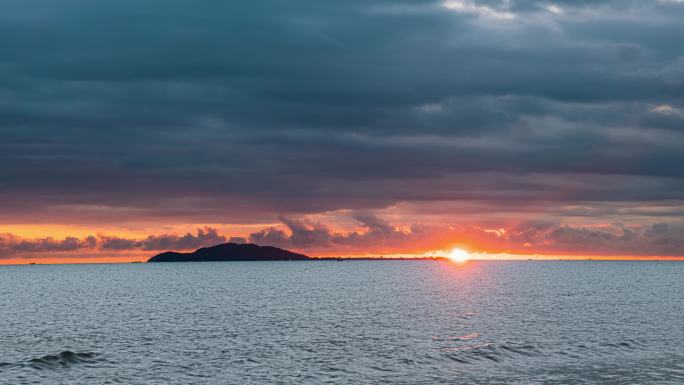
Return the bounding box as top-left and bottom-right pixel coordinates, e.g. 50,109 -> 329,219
449,248 -> 470,263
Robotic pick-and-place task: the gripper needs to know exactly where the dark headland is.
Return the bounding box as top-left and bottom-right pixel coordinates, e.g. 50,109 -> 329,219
148,243 -> 311,262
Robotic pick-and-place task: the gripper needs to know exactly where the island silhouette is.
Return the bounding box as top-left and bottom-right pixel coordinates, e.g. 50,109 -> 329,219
148,242 -> 311,262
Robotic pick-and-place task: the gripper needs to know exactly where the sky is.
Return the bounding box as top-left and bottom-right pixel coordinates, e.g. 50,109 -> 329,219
1,0 -> 684,262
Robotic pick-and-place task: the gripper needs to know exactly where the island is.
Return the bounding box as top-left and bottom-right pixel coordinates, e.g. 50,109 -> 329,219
147,242 -> 311,262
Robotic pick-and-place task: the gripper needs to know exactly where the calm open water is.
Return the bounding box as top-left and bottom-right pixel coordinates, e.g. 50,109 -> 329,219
0,261 -> 682,384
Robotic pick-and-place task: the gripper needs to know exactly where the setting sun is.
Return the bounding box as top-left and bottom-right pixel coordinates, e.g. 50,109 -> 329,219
449,248 -> 470,263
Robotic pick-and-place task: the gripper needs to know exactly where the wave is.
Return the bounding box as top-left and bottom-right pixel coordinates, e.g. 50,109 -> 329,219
599,338 -> 647,350
437,342 -> 542,364
436,337 -> 650,365
432,332 -> 480,342
26,351 -> 99,370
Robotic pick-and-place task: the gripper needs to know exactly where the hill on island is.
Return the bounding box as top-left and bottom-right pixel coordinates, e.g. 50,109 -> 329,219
147,242 -> 311,262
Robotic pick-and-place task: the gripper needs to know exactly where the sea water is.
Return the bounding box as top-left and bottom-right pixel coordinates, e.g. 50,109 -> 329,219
0,261 -> 682,384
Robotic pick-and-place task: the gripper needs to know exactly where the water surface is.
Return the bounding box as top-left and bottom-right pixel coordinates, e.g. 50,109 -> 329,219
0,261 -> 682,384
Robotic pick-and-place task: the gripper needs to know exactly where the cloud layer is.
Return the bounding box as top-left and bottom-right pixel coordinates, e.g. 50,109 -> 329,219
2,218 -> 683,259
0,227 -> 225,258
1,1 -> 683,257
249,215 -> 684,256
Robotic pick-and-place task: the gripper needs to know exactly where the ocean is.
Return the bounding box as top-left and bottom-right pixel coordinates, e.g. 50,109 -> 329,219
0,261 -> 682,384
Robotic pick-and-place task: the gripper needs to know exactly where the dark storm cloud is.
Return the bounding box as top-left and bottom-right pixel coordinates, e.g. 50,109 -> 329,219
0,0 -> 683,223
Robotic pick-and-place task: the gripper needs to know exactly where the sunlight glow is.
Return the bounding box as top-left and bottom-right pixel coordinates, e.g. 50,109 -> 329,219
449,248 -> 470,263
442,1 -> 516,20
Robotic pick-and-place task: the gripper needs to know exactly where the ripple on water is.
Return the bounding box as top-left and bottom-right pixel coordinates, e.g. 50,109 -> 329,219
1,261 -> 682,384
438,342 -> 543,364
26,351 -> 99,371
432,332 -> 480,342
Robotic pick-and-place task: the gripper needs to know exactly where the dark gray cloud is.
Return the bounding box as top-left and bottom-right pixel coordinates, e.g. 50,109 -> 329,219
0,0 -> 683,227
100,227 -> 226,251
0,234 -> 98,253
0,227 -> 226,258
250,215 -> 684,256
4,218 -> 682,258
252,215 -> 684,256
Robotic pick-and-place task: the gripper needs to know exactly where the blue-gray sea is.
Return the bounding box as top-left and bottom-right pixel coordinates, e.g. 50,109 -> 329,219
0,261 -> 682,384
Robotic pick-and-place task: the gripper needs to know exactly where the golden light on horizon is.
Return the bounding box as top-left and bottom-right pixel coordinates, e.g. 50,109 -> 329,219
448,248 -> 470,263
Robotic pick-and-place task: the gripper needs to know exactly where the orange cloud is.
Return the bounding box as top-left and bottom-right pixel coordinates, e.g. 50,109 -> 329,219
2,216 -> 684,264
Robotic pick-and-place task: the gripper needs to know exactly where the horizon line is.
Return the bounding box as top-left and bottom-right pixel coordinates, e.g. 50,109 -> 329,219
1,254 -> 683,266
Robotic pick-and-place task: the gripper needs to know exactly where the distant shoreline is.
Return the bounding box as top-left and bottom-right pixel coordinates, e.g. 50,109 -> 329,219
5,258 -> 684,267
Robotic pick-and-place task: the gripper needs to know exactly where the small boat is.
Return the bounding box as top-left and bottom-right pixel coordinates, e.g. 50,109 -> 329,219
336,257 -> 344,261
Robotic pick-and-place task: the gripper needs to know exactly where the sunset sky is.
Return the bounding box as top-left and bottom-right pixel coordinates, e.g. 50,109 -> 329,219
1,0 -> 684,263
